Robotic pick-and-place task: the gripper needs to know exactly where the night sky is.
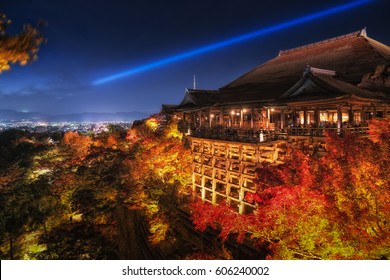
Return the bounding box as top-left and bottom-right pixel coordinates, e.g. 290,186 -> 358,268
1,0 -> 389,115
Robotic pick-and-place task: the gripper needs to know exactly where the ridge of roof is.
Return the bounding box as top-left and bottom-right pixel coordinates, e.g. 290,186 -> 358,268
185,88 -> 219,94
365,37 -> 390,60
221,28 -> 390,95
304,66 -> 336,77
178,88 -> 219,107
278,29 -> 366,56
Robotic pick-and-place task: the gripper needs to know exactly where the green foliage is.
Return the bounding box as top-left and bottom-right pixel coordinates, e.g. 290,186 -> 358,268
35,223 -> 118,260
0,129 -> 121,258
0,114 -> 193,259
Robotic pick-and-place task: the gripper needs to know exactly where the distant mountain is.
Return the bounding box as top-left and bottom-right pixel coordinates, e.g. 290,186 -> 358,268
0,109 -> 51,121
50,111 -> 150,122
0,109 -> 150,122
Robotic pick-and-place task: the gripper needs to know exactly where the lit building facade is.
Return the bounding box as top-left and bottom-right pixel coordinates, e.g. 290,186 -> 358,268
167,29 -> 390,213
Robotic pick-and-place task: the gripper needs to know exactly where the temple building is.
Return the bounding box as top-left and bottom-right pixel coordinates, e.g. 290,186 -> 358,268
166,29 -> 390,213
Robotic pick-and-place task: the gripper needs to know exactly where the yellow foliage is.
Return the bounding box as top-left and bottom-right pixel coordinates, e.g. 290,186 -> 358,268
148,216 -> 169,245
164,120 -> 182,139
0,18 -> 45,73
145,118 -> 159,131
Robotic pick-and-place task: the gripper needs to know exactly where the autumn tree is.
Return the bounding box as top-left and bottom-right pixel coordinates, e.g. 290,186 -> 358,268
0,130 -> 62,259
0,13 -> 45,73
0,16 -> 46,255
191,118 -> 390,259
63,131 -> 93,160
122,117 -> 192,246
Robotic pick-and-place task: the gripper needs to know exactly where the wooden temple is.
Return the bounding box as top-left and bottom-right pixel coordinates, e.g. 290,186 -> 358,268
166,29 -> 390,213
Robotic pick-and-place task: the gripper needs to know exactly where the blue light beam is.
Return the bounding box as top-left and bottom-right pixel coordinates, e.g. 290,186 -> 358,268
93,0 -> 372,85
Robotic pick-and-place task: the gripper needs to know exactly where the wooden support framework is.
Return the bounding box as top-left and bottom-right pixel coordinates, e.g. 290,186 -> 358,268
190,137 -> 285,214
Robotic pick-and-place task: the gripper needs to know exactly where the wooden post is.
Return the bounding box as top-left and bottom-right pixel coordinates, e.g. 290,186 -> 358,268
280,108 -> 285,130
209,110 -> 212,128
251,107 -> 254,129
314,107 -> 320,133
361,106 -> 366,124
238,188 -> 245,214
266,108 -> 270,129
349,106 -> 354,124
240,109 -> 244,128
201,176 -> 206,201
292,108 -> 297,127
192,169 -> 196,193
337,106 -> 342,134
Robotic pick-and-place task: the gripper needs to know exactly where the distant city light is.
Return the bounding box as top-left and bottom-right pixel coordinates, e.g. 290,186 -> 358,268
93,0 -> 372,85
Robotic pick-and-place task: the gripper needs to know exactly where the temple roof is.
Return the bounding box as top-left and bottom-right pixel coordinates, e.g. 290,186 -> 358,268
168,29 -> 390,112
174,89 -> 219,111
219,29 -> 390,103
278,67 -> 390,105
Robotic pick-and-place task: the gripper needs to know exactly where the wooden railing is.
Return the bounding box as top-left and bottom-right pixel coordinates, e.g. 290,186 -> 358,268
288,126 -> 369,136
189,126 -> 369,143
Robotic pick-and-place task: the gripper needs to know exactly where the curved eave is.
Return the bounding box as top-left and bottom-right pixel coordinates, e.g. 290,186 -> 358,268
282,94 -> 390,107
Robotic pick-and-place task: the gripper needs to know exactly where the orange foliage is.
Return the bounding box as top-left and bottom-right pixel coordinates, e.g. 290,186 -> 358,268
122,118 -> 192,245
0,14 -> 45,73
106,135 -> 118,148
63,131 -> 92,159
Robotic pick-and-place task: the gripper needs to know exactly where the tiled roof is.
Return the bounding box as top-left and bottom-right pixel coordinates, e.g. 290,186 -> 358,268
174,89 -> 219,111
278,67 -> 390,104
169,29 -> 390,112
219,29 -> 390,103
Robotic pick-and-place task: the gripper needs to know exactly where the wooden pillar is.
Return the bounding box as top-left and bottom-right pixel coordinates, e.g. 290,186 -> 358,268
219,109 -> 223,126
266,108 -> 270,129
337,106 -> 342,134
192,167 -> 196,193
314,108 -> 320,136
211,160 -> 217,205
314,108 -> 319,127
292,108 -> 297,126
250,107 -> 254,129
349,106 -> 354,124
240,109 -> 244,128
189,113 -> 193,128
361,106 -> 366,124
209,110 -> 212,128
280,108 -> 285,130
238,188 -> 245,214
201,176 -> 206,201
303,110 -> 308,127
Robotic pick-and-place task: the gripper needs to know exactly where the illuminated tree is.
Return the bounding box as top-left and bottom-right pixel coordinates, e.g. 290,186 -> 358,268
191,118 -> 390,259
63,131 -> 93,160
315,124 -> 390,259
0,13 -> 45,73
122,117 -> 192,246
